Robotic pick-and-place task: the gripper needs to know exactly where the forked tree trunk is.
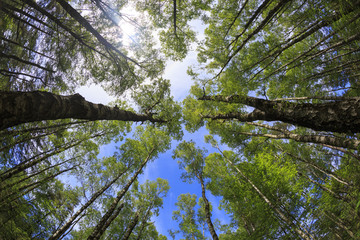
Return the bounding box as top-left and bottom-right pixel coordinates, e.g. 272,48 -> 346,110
0,91 -> 164,130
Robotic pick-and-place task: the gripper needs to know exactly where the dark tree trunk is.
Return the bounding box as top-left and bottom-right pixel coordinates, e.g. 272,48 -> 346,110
54,0 -> 137,65
87,148 -> 155,240
122,211 -> 140,240
49,166 -> 130,240
0,91 -> 164,130
200,95 -> 360,133
198,175 -> 219,240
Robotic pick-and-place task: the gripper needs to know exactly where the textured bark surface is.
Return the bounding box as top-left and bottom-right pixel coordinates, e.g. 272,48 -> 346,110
0,91 -> 163,130
122,211 -> 140,240
199,175 -> 219,240
200,95 -> 360,133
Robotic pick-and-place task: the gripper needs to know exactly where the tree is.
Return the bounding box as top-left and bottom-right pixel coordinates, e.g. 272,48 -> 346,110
0,0 -> 163,93
170,193 -> 205,240
0,91 -> 164,130
86,126 -> 171,240
179,1 -> 360,236
2,0 -> 360,238
173,141 -> 219,240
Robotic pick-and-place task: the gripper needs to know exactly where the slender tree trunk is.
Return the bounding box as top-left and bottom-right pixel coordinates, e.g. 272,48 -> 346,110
54,0 -> 137,65
236,130 -> 359,150
245,121 -> 360,150
20,0 -> 109,59
273,143 -> 352,186
0,127 -> 66,153
0,120 -> 88,137
200,95 -> 360,133
135,208 -> 152,240
320,144 -> 360,161
94,203 -> 125,240
122,210 -> 140,240
0,52 -> 54,72
324,211 -> 355,239
87,148 -> 155,240
0,166 -> 76,205
0,36 -> 56,60
0,91 -> 164,130
0,157 -> 76,192
0,132 -> 103,181
217,147 -> 313,240
198,175 -> 219,240
49,165 -> 130,240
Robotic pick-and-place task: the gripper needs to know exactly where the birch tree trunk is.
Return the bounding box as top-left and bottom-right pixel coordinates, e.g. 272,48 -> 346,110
49,166 -> 130,240
0,91 -> 163,130
198,175 -> 219,240
122,210 -> 140,240
200,95 -> 360,133
87,148 -> 155,240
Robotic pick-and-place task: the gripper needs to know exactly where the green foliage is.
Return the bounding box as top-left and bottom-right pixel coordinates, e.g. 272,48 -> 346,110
171,193 -> 206,240
1,0 -> 360,239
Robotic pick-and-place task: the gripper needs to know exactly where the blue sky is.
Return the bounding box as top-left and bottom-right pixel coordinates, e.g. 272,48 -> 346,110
74,15 -> 231,238
76,50 -> 231,239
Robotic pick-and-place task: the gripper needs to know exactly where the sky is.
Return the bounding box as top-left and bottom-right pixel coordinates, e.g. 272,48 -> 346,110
75,43 -> 230,240
76,53 -> 231,238
74,9 -> 230,238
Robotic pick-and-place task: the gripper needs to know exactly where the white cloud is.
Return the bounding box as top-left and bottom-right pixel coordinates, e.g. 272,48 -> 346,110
165,52 -> 197,101
76,84 -> 115,105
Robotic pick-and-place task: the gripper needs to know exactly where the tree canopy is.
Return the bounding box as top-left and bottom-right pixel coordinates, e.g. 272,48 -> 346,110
1,0 -> 360,239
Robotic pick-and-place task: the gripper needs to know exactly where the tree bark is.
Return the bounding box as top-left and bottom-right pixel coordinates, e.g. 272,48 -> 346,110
49,166 -> 130,240
200,95 -> 360,133
54,0 -> 138,65
198,175 -> 219,240
122,210 -> 140,240
0,91 -> 164,130
245,121 -> 360,150
87,148 -> 155,240
122,210 -> 139,240
237,130 -> 360,150
94,203 -> 125,240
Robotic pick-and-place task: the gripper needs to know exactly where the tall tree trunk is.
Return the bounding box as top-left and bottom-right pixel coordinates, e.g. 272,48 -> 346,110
0,157 -> 76,192
245,121 -> 360,150
87,148 -> 155,240
122,210 -> 140,240
49,165 -> 131,240
272,143 -> 352,186
324,211 -> 355,239
94,203 -> 125,240
198,175 -> 219,240
200,95 -> 360,133
217,147 -> 314,240
0,91 -> 164,130
0,166 -> 76,205
20,0 -> 108,59
0,132 -> 104,181
54,0 -> 137,65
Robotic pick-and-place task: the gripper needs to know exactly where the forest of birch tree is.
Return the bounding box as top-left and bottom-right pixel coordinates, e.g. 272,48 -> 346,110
1,0 -> 360,239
